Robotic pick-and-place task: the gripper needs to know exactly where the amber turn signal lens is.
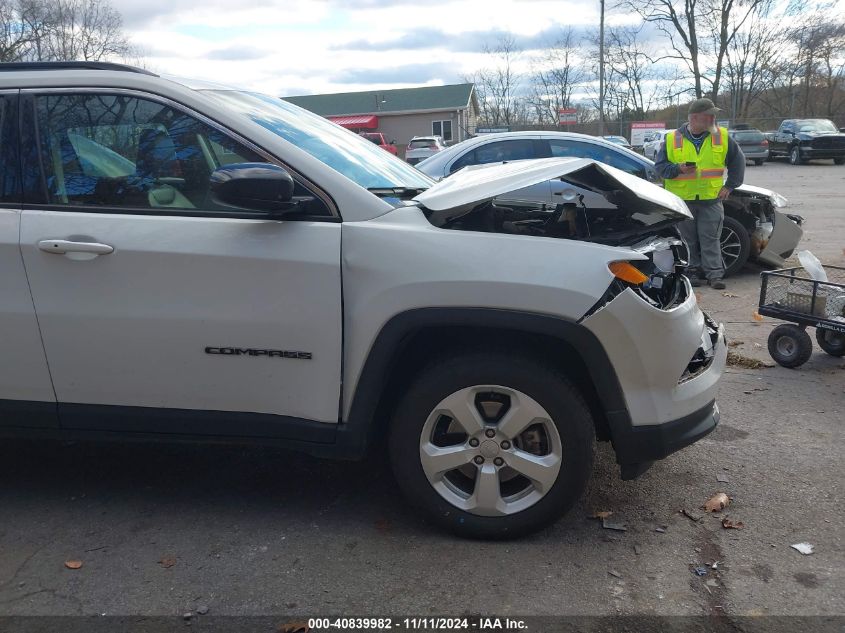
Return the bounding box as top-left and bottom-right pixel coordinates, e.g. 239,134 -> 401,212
609,261 -> 649,285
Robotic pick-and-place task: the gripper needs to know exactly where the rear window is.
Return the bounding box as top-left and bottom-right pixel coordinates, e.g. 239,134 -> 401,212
734,131 -> 765,142
408,139 -> 436,148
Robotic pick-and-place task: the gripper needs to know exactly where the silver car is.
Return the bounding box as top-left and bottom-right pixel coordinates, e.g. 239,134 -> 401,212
417,131 -> 804,277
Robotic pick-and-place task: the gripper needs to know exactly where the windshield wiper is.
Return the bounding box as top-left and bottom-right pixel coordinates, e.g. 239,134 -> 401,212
367,186 -> 428,199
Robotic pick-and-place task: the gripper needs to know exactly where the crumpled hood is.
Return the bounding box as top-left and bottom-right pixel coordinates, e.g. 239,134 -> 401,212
412,157 -> 692,224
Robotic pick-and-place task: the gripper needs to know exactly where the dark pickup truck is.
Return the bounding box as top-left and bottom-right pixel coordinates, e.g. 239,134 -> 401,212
767,119 -> 845,165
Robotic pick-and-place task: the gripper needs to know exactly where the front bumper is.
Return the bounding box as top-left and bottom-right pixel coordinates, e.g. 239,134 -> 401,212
581,278 -> 727,477
615,401 -> 719,479
800,146 -> 845,159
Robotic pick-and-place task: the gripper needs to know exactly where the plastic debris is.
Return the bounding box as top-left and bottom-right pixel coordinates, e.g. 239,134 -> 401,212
602,519 -> 627,531
64,560 -> 83,570
722,518 -> 745,529
681,508 -> 704,522
693,566 -> 709,576
798,251 -> 827,282
704,493 -> 730,512
791,542 -> 814,555
655,526 -> 667,533
608,570 -> 622,578
716,474 -> 730,483
711,561 -> 720,569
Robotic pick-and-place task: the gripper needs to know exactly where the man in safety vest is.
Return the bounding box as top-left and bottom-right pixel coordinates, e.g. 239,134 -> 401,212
655,98 -> 745,289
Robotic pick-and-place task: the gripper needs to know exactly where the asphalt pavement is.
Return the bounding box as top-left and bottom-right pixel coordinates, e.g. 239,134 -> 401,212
0,160 -> 842,622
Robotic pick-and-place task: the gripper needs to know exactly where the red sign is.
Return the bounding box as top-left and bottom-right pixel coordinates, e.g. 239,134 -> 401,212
558,108 -> 577,125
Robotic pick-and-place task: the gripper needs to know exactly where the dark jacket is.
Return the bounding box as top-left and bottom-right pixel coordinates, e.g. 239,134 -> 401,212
654,123 -> 745,192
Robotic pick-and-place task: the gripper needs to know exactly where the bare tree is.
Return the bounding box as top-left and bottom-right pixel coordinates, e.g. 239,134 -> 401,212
38,0 -> 133,61
618,0 -> 766,99
469,34 -> 525,126
1,0 -> 134,62
528,27 -> 586,124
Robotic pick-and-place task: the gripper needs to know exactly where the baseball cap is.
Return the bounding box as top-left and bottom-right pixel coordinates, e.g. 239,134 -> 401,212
688,98 -> 721,115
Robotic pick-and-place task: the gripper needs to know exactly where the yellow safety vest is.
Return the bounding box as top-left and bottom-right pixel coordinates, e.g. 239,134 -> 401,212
664,126 -> 728,200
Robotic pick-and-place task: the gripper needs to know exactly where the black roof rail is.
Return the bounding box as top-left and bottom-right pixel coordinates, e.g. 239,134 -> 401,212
0,61 -> 157,76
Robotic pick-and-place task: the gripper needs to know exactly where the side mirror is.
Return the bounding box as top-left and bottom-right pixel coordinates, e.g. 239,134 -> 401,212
210,162 -> 296,214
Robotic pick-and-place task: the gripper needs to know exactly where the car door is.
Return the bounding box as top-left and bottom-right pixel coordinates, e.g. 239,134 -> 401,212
19,89 -> 342,437
448,138 -> 552,204
0,90 -> 58,429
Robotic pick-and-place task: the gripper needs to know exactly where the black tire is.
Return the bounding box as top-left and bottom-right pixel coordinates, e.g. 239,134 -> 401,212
816,328 -> 845,356
834,157 -> 845,165
388,351 -> 594,539
754,158 -> 764,166
768,324 -> 813,368
789,146 -> 803,165
721,215 -> 751,278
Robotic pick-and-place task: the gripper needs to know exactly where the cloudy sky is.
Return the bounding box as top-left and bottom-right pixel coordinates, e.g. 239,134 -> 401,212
112,0 -> 633,97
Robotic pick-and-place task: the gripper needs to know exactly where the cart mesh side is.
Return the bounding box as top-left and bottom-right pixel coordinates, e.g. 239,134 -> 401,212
759,265 -> 845,323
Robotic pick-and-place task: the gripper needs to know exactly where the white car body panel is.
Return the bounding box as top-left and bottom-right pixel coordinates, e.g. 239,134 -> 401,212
0,210 -> 55,403
413,157 -> 691,219
20,211 -> 342,421
340,206 -> 649,418
582,282 -> 727,426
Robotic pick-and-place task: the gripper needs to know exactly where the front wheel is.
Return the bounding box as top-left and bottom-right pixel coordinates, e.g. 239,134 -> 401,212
816,328 -> 845,356
389,351 -> 594,539
721,215 -> 751,278
768,324 -> 813,368
790,146 -> 803,165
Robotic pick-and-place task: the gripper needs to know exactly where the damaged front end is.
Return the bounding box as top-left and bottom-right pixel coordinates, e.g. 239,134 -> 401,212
729,185 -> 804,268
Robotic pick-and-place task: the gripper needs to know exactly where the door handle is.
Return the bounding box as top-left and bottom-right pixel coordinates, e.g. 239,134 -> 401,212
38,239 -> 114,255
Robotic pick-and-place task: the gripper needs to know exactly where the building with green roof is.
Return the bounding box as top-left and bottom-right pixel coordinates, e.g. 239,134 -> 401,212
283,84 -> 479,157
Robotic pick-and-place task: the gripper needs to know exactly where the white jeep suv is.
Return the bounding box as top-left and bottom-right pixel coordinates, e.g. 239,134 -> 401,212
0,62 -> 726,538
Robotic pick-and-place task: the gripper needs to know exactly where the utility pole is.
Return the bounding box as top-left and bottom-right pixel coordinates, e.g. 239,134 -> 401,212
598,0 -> 605,136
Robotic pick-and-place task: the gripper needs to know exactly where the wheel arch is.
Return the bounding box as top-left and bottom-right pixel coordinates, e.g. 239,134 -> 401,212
337,308 -> 631,458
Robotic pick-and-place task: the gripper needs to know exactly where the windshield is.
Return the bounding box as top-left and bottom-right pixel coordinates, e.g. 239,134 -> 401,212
797,120 -> 838,133
201,90 -> 432,190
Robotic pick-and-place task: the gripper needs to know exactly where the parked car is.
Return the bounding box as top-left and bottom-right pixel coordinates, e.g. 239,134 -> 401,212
417,131 -> 804,277
767,119 -> 845,165
728,128 -> 769,166
0,61 -> 728,538
405,135 -> 446,165
360,131 -> 398,155
642,129 -> 670,160
602,135 -> 632,149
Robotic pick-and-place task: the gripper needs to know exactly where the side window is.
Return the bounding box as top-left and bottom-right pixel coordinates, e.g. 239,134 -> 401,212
549,139 -> 646,178
449,149 -> 476,174
0,94 -> 21,204
474,139 -> 535,164
33,93 -> 328,215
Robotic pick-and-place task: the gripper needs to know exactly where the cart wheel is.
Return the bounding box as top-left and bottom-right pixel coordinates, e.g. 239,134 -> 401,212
768,324 -> 813,368
816,328 -> 845,357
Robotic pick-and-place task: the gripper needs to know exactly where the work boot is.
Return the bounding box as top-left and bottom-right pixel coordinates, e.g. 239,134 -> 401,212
709,278 -> 726,290
686,268 -> 705,287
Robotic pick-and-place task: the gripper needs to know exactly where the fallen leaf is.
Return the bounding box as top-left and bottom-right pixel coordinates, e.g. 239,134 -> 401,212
705,493 -> 730,513
752,311 -> 764,322
722,292 -> 739,298
722,518 -> 745,529
64,560 -> 83,570
158,557 -> 177,569
278,622 -> 310,633
791,542 -> 814,555
591,510 -> 613,519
